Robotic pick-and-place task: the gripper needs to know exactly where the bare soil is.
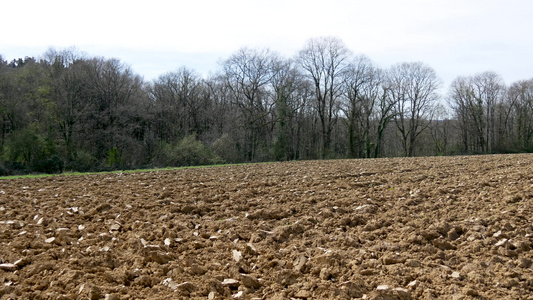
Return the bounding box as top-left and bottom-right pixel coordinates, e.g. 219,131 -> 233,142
1,154 -> 533,299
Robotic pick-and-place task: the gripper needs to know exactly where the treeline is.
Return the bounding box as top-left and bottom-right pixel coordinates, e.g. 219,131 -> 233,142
1,37 -> 532,175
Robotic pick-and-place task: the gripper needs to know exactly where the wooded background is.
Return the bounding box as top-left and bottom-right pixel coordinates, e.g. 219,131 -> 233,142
1,37 -> 532,174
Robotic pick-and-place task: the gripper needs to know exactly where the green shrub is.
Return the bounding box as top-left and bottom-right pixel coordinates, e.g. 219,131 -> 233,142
211,133 -> 239,163
155,135 -> 223,167
66,150 -> 96,172
4,125 -> 64,173
105,146 -> 121,167
5,126 -> 46,166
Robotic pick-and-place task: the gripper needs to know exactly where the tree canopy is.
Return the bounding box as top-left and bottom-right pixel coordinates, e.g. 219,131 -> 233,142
1,39 -> 531,175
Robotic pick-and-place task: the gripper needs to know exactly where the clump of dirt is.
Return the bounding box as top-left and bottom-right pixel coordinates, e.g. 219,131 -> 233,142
1,154 -> 533,299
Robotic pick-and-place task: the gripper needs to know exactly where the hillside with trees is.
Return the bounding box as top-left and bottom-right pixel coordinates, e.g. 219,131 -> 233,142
1,38 -> 532,175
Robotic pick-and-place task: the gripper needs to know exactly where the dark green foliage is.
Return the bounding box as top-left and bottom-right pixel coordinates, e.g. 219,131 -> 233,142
2,125 -> 63,173
33,154 -> 63,174
0,162 -> 7,176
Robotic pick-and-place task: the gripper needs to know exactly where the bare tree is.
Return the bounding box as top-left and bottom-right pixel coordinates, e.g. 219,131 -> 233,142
449,72 -> 505,153
429,103 -> 454,155
80,57 -> 148,166
221,47 -> 278,161
0,58 -> 17,150
372,74 -> 396,158
270,58 -> 312,160
475,72 -> 505,153
150,68 -> 206,142
508,79 -> 533,151
341,55 -> 391,158
45,48 -> 91,160
297,36 -> 351,158
388,62 -> 440,157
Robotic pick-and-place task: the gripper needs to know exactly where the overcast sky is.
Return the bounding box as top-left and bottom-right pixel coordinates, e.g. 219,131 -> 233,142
2,0 -> 532,92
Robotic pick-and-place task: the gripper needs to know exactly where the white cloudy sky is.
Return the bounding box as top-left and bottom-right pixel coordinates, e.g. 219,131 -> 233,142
1,0 -> 532,91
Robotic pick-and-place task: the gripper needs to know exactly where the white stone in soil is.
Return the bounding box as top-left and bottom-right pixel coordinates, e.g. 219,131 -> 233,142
495,239 -> 508,247
233,250 -> 243,262
222,278 -> 240,287
0,263 -> 17,271
233,291 -> 244,298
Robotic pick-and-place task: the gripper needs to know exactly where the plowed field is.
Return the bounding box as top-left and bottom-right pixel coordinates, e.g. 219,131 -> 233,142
1,154 -> 533,299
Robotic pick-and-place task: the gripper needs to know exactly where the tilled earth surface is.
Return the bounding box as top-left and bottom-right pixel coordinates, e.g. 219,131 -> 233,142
1,154 -> 533,299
